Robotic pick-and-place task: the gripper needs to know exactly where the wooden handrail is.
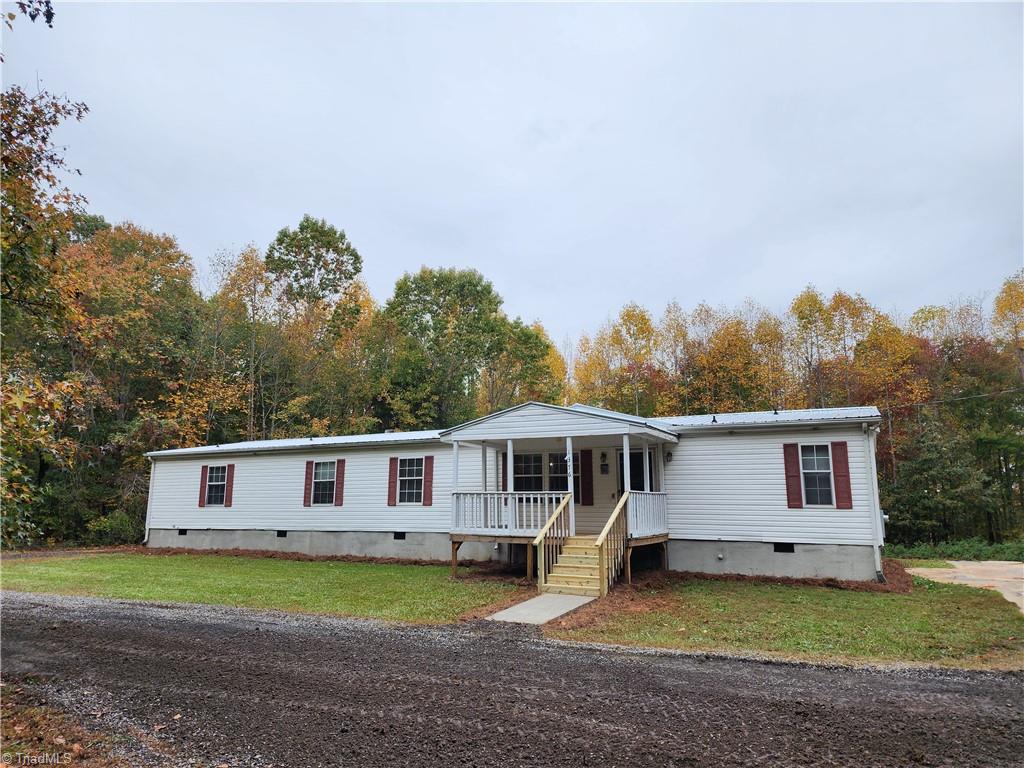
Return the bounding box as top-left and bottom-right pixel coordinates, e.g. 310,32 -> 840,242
531,494 -> 570,546
595,492 -> 629,546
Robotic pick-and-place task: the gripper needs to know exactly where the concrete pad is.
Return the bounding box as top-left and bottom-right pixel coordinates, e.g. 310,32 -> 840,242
907,560 -> 1023,613
487,593 -> 594,625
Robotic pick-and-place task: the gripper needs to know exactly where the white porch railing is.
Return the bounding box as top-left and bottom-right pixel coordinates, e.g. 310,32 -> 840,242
627,490 -> 668,538
452,492 -> 566,537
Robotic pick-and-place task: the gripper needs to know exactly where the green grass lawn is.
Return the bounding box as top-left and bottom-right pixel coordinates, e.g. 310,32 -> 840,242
1,553 -> 523,624
548,576 -> 1024,668
897,558 -> 954,568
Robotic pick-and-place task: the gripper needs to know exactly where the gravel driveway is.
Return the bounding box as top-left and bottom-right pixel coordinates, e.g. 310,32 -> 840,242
2,591 -> 1022,768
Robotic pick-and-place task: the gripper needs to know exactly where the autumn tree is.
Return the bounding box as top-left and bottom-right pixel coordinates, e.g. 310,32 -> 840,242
993,269 -> 1024,380
382,268 -> 505,428
789,287 -> 831,407
477,321 -> 564,413
1,86 -> 88,322
265,214 -> 362,311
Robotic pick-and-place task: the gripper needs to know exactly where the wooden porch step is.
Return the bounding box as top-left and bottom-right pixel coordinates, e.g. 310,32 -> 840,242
546,573 -> 601,588
551,563 -> 599,575
557,554 -> 598,565
542,583 -> 601,597
565,536 -> 598,545
561,544 -> 599,556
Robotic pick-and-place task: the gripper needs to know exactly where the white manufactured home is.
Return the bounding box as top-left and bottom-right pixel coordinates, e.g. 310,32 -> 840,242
145,402 -> 886,595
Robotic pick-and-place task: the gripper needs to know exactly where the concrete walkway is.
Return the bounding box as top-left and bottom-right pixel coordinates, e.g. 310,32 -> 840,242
487,593 -> 594,625
907,560 -> 1024,613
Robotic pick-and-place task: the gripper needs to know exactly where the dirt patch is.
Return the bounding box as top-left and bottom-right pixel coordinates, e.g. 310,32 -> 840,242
548,559 -> 914,633
0,679 -> 178,767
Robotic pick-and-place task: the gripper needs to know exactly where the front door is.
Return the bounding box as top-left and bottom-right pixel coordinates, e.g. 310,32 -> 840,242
617,450 -> 655,495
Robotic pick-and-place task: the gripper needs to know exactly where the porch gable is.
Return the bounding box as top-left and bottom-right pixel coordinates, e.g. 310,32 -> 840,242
440,402 -> 678,444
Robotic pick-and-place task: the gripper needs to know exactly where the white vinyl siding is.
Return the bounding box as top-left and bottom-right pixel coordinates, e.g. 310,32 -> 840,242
662,426 -> 876,545
150,443 -> 479,533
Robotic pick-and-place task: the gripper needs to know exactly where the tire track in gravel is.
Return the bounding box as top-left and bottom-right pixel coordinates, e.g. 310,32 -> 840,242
2,592 -> 1022,768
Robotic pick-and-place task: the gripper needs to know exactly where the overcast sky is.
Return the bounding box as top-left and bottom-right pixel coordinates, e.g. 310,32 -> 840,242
4,2 -> 1022,345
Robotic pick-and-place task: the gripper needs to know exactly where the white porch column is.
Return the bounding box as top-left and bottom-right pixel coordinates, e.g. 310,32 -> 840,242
506,439 -> 514,493
642,440 -> 651,492
622,433 -> 631,495
566,436 -> 575,535
655,443 -> 663,491
452,440 -> 460,491
480,444 -> 488,491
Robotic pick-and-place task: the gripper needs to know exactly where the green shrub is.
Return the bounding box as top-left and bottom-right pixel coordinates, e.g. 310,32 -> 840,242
883,537 -> 1024,561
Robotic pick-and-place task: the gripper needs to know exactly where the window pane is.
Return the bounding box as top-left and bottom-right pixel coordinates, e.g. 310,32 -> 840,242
800,446 -> 815,471
514,453 -> 543,492
206,484 -> 225,505
207,466 -> 226,483
314,461 -> 335,482
399,458 -> 423,479
399,478 -> 423,503
312,480 -> 335,504
803,471 -> 833,505
548,453 -> 568,491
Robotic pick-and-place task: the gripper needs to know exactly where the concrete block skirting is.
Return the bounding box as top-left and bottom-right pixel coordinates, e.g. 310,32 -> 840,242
147,529 -> 501,562
667,539 -> 879,582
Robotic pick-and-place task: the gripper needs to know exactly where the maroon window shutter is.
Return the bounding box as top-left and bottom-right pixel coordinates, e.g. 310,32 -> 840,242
783,443 -> 803,509
831,441 -> 853,509
501,453 -> 507,492
579,449 -> 594,506
224,464 -> 235,507
387,457 -> 399,506
198,465 -> 209,507
303,460 -> 314,507
422,456 -> 434,506
334,459 -> 345,506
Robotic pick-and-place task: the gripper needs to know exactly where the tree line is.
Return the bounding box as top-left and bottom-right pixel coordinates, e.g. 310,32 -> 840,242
2,34 -> 1022,548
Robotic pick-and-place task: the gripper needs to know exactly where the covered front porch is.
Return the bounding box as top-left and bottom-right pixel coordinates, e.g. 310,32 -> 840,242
441,403 -> 677,594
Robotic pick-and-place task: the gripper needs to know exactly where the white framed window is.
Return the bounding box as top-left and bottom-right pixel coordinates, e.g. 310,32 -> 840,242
547,452 -> 580,497
513,453 -> 544,492
398,457 -> 424,503
312,460 -> 336,505
800,444 -> 834,506
206,465 -> 227,506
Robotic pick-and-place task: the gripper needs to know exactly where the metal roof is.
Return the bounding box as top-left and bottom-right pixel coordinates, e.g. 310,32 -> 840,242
567,403 -> 672,429
657,406 -> 882,429
146,429 -> 441,459
147,405 -> 881,459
